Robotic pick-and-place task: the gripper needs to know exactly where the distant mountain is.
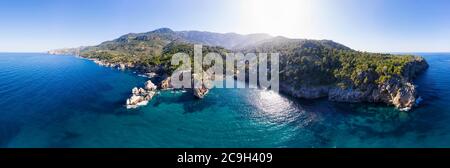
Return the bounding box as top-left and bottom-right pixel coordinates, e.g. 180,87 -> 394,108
48,47 -> 87,55
95,28 -> 275,49
48,28 -> 428,110
178,30 -> 273,49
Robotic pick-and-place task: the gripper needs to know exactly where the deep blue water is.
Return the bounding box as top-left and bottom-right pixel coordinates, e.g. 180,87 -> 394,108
0,53 -> 449,148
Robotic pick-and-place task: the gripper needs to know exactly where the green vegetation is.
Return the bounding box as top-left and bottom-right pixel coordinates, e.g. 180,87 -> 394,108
79,29 -> 229,74
76,28 -> 423,90
243,38 -> 421,89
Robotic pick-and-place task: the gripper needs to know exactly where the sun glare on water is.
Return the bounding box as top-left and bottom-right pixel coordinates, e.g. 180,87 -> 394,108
252,90 -> 296,120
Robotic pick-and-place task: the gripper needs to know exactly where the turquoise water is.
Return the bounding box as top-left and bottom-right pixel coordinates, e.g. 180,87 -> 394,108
0,53 -> 450,148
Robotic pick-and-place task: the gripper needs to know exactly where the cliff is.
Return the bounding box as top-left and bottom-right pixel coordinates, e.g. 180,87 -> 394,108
281,56 -> 429,110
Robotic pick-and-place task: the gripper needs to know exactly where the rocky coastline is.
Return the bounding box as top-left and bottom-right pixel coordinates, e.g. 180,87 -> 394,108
91,59 -> 135,71
47,28 -> 430,111
280,57 -> 429,111
115,64 -> 212,108
49,53 -> 428,111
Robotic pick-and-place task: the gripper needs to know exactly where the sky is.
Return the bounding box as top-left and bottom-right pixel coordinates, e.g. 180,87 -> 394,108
0,0 -> 449,52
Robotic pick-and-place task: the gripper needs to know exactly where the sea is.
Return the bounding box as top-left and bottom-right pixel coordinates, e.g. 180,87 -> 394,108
0,53 -> 449,147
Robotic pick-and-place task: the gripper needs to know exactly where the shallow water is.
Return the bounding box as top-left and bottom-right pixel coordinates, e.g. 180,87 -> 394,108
0,53 -> 449,147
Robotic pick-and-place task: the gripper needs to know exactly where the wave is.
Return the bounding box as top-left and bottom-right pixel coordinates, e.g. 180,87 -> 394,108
137,74 -> 149,78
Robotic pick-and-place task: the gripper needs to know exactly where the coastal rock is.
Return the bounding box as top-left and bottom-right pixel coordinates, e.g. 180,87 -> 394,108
92,59 -> 114,67
160,77 -> 173,89
193,86 -> 209,99
127,95 -> 146,106
280,83 -> 329,99
126,83 -> 157,109
385,81 -> 417,110
145,80 -> 157,91
192,73 -> 210,99
90,59 -> 135,70
280,58 -> 428,111
160,74 -> 210,98
328,88 -> 368,103
118,64 -> 126,70
327,80 -> 418,110
402,56 -> 429,80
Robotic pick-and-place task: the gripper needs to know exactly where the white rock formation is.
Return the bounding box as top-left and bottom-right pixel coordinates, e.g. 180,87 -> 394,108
126,80 -> 157,109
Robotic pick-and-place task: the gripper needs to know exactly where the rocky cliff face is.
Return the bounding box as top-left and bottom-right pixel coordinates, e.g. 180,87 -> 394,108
281,57 -> 429,111
160,73 -> 211,99
328,79 -> 418,111
280,84 -> 329,99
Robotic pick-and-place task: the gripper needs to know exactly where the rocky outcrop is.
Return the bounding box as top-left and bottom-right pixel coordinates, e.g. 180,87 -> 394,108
402,56 -> 429,80
193,86 -> 209,99
327,79 -> 419,111
91,59 -> 135,70
280,84 -> 329,99
160,74 -> 210,99
126,80 -> 157,109
376,79 -> 418,111
328,88 -> 368,103
192,73 -> 211,99
281,58 -> 429,111
160,77 -> 173,90
375,57 -> 428,110
145,80 -> 157,90
124,72 -> 211,110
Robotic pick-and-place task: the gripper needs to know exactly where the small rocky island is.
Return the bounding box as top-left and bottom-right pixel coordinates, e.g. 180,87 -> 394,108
49,28 -> 429,111
125,74 -> 211,108
126,80 -> 157,109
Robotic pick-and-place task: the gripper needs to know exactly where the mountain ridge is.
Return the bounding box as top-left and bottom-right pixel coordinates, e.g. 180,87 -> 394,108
48,28 -> 429,110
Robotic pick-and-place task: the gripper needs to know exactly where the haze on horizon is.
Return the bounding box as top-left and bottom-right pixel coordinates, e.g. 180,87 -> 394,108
0,0 -> 449,53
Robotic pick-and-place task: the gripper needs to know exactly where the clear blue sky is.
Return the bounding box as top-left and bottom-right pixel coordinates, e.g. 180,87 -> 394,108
1,0 -> 449,52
